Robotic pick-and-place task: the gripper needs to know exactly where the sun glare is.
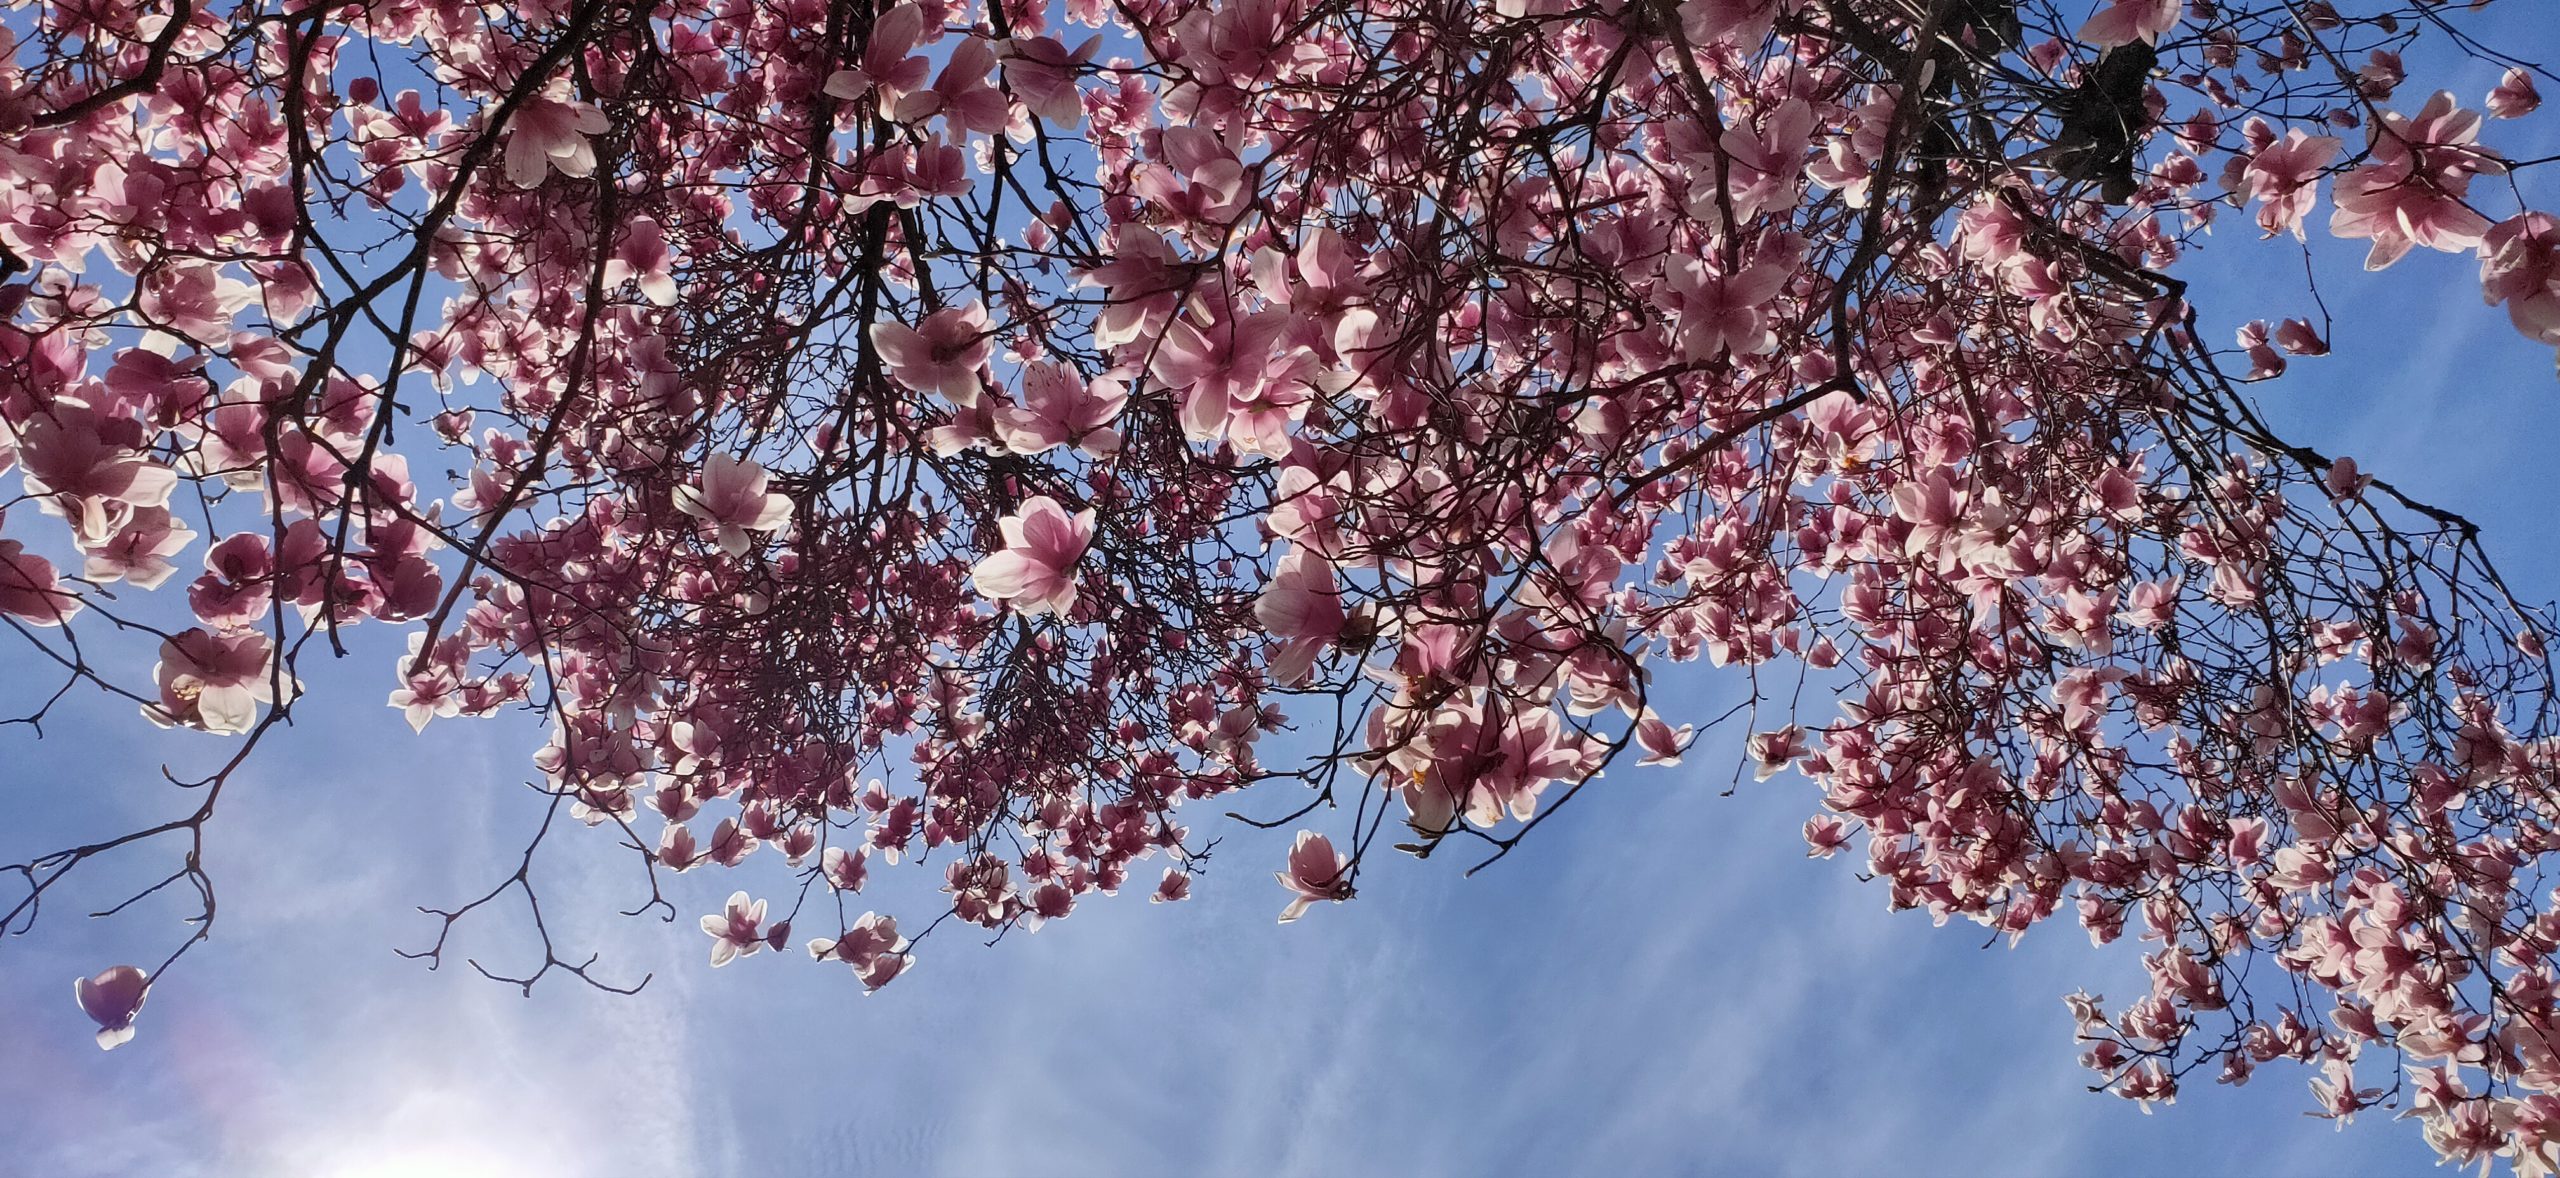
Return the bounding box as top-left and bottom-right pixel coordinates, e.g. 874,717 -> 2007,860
312,1141 -> 550,1178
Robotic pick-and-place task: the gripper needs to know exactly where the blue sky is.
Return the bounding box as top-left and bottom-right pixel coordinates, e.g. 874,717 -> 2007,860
7,34 -> 2560,1178
4,640 -> 2489,1178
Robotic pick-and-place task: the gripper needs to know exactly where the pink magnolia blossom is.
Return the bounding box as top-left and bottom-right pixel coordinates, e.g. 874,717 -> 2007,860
822,845 -> 869,893
1803,816 -> 1853,858
1255,547 -> 1345,684
872,302 -> 993,400
1707,100 -> 1815,225
701,890 -> 768,967
187,528 -> 302,630
2239,129 -> 2342,240
388,633 -> 465,732
0,537 -> 82,625
1000,34 -> 1100,126
1131,125 -> 1250,227
2237,320 -> 2285,380
2359,50 -> 2406,102
854,947 -> 910,990
2275,318 -> 2329,355
1807,122 -> 1882,207
671,454 -> 794,556
606,215 -> 680,306
2481,213 -> 2560,345
1465,705 -> 1590,826
1078,229 -> 1187,349
2330,92 -> 2502,270
1746,726 -> 1806,781
2490,68 -> 2541,120
2079,0 -> 2180,48
1252,225 -> 1373,347
74,966 -> 149,1050
2054,666 -> 2130,731
1669,258 -> 1788,360
822,3 -> 931,105
146,628 -> 283,735
806,912 -> 910,991
138,262 -> 257,343
1275,830 -> 1351,923
658,823 -> 701,870
894,35 -> 1007,134
1148,310 -> 1300,449
16,406 -> 182,544
503,81 -> 611,188
81,505 -> 193,589
995,362 -> 1126,455
970,495 -> 1094,615
1678,0 -> 1788,46
1636,712 -> 1695,767
927,395 -> 1005,455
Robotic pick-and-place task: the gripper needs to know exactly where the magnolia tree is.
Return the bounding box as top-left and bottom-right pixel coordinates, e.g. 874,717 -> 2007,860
3,0 -> 2559,1162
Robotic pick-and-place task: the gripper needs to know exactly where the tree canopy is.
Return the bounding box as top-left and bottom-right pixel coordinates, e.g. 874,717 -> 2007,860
4,0 -> 2559,1165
